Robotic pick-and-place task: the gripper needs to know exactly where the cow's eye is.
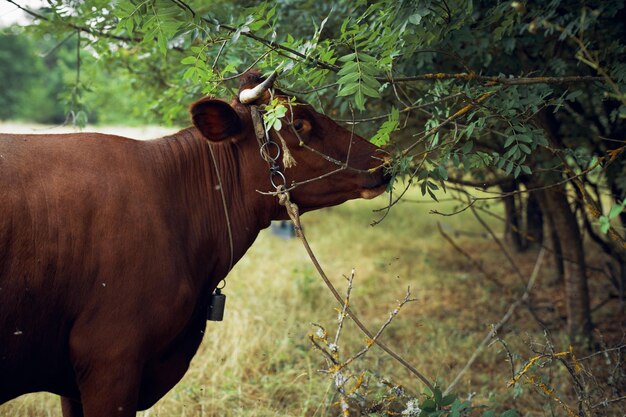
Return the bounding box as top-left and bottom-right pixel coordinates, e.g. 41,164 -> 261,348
292,119 -> 312,137
293,119 -> 305,131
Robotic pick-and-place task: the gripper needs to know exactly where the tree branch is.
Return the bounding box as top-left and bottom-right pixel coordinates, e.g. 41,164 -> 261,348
4,0 -> 140,43
388,72 -> 604,85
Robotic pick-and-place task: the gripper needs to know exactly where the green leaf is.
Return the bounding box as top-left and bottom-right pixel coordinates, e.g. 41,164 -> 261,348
182,66 -> 198,80
337,62 -> 358,76
500,410 -> 519,417
337,72 -> 360,85
421,396 -> 437,411
566,90 -> 583,101
505,160 -> 514,175
361,74 -> 382,89
359,53 -> 376,62
436,166 -> 448,180
608,204 -> 624,219
180,56 -> 198,65
432,387 -> 443,405
337,83 -> 359,97
361,83 -> 380,98
355,90 -> 365,110
441,394 -> 456,407
274,105 -> 287,118
409,13 -> 422,25
504,145 -> 518,159
599,216 -> 610,234
338,52 -> 356,62
359,61 -> 379,76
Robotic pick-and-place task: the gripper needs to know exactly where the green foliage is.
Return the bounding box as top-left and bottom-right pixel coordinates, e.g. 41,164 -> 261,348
0,29 -> 65,123
262,97 -> 288,131
599,199 -> 626,234
371,107 -> 399,146
337,49 -> 382,110
394,387 -> 519,417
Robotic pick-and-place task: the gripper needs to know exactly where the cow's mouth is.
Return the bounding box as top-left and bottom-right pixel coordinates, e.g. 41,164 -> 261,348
360,173 -> 391,199
360,183 -> 388,199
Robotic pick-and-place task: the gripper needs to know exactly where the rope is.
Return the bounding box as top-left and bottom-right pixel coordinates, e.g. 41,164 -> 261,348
276,187 -> 435,391
207,141 -> 234,272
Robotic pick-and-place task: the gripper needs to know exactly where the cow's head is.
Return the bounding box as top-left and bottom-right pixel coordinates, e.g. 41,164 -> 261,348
190,70 -> 390,217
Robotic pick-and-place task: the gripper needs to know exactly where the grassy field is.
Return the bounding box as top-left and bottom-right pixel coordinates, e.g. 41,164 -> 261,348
0,125 -> 623,416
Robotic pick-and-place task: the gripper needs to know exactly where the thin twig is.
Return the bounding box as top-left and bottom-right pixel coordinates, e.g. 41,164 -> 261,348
334,269 -> 355,348
335,93 -> 466,124
339,288 -> 415,371
444,248 -> 545,395
437,222 -> 504,288
470,205 -> 527,287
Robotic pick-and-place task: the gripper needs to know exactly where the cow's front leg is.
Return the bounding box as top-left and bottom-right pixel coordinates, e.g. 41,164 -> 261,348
61,396 -> 83,417
69,327 -> 144,417
72,358 -> 141,417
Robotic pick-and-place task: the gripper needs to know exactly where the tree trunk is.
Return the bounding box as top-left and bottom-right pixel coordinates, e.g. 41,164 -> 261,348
535,190 -> 564,283
525,191 -> 544,249
543,187 -> 593,344
501,181 -> 525,252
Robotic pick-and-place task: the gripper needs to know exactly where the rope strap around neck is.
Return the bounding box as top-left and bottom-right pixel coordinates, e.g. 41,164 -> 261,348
207,141 -> 234,273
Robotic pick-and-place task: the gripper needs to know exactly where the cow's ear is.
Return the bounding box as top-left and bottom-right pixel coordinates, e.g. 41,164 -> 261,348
190,98 -> 242,142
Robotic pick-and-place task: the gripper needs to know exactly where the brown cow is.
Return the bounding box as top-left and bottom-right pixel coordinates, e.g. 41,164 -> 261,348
0,71 -> 389,416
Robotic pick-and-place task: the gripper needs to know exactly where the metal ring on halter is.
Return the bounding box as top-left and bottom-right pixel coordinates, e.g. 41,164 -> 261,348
270,170 -> 286,188
216,279 -> 226,290
259,141 -> 281,163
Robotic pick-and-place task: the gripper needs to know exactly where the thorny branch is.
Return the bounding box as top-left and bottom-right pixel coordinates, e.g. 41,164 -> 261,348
310,274 -> 416,416
513,342 -> 585,417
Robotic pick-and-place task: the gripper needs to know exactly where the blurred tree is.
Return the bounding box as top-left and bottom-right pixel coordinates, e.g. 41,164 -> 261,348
0,30 -> 60,122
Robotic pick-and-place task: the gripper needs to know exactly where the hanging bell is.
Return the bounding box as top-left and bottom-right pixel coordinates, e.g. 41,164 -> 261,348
207,288 -> 226,321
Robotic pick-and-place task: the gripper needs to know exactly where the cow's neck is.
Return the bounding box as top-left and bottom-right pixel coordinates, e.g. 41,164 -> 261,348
156,128 -> 278,286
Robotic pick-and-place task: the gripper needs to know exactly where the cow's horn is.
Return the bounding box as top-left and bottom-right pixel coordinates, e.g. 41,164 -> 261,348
239,71 -> 278,104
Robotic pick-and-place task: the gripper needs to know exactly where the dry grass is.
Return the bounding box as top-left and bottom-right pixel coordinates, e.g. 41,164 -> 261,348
0,163 -> 623,416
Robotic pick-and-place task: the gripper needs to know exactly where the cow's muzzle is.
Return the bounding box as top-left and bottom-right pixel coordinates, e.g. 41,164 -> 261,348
359,160 -> 392,199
